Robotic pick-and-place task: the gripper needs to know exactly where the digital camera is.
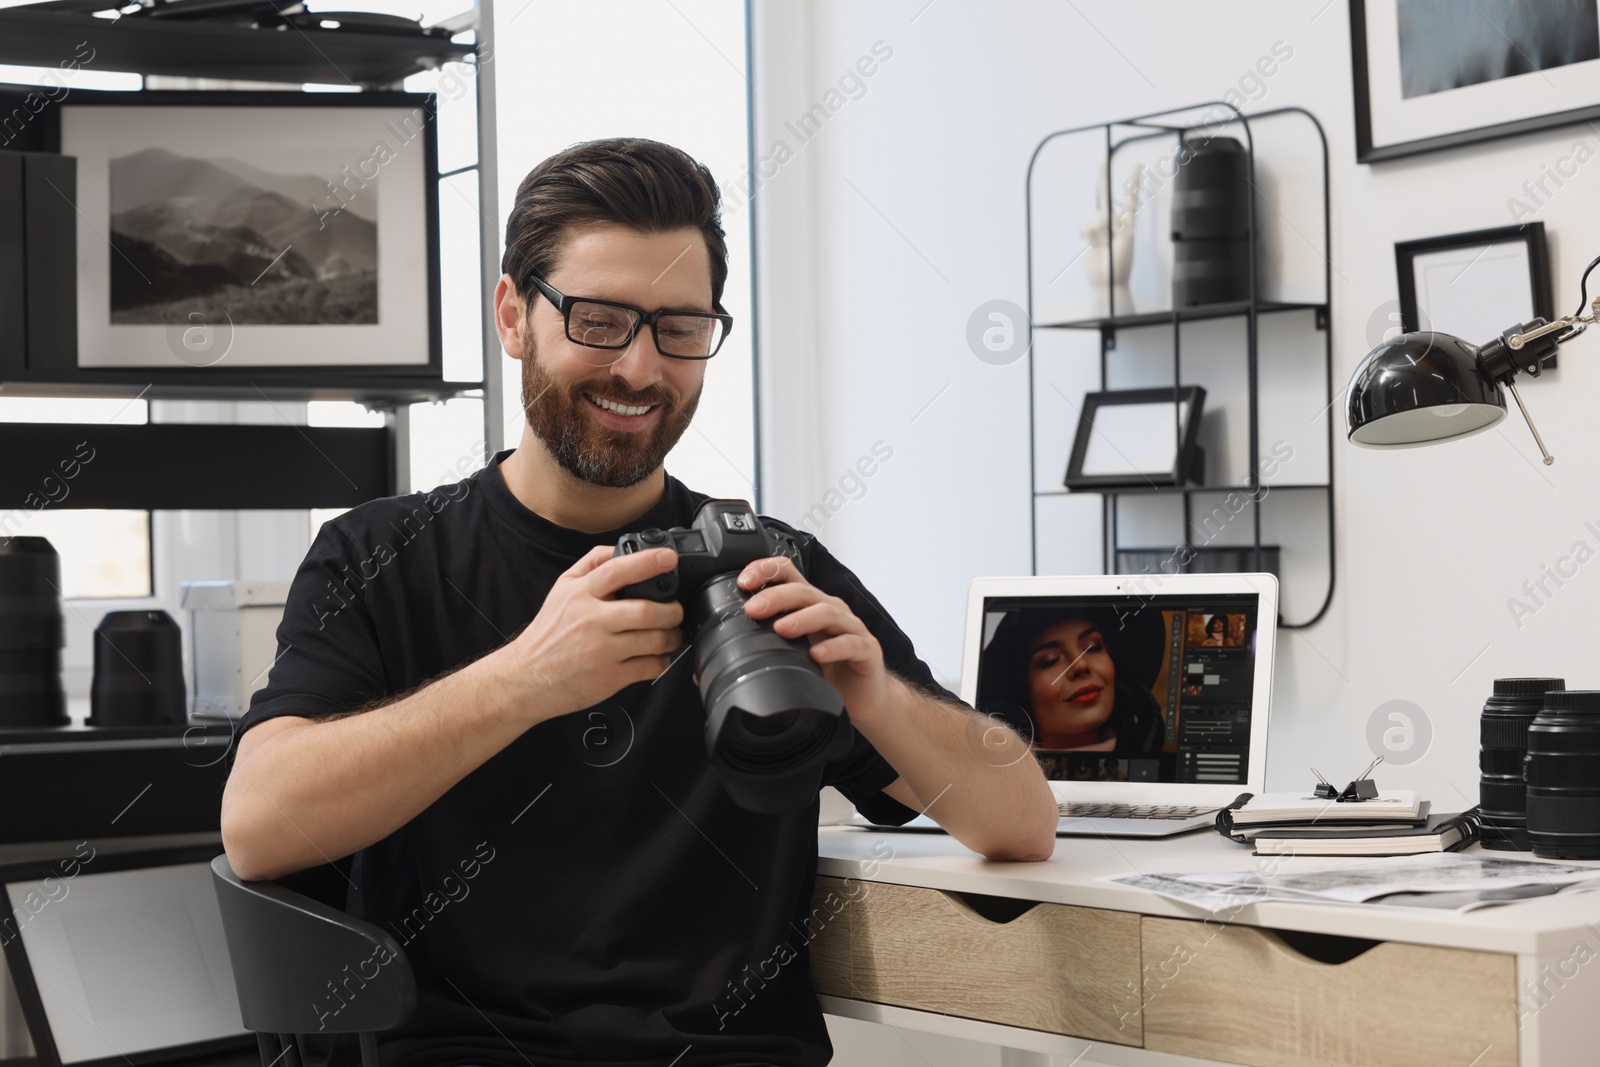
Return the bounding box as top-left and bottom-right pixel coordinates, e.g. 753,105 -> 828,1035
614,499 -> 854,813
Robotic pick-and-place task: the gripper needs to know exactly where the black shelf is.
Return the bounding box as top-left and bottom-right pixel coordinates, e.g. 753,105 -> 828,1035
0,7 -> 474,86
0,370 -> 485,405
0,8 -> 491,509
1038,300 -> 1327,333
0,422 -> 395,508
0,721 -> 234,844
1025,103 -> 1336,629
1040,482 -> 1331,498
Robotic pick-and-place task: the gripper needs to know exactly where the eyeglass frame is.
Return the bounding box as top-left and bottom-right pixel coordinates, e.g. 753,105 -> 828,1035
523,273 -> 734,360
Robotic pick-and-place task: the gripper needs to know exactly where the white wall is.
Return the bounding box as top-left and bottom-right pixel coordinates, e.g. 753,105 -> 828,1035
490,0 -> 756,501
750,0 -> 1600,892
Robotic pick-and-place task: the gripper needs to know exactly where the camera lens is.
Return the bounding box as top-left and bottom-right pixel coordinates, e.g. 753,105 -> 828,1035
737,709 -> 799,738
689,575 -> 851,812
1526,690 -> 1600,860
89,610 -> 186,727
1479,676 -> 1564,851
0,536 -> 68,729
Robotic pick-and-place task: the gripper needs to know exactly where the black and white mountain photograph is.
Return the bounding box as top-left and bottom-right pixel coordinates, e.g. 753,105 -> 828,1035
107,146 -> 379,325
1397,0 -> 1600,99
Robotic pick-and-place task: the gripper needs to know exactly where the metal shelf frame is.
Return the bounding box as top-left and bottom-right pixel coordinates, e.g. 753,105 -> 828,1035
1024,102 -> 1336,629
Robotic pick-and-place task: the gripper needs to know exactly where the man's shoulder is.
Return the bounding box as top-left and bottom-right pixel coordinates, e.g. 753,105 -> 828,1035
319,470 -> 481,548
665,471 -> 713,516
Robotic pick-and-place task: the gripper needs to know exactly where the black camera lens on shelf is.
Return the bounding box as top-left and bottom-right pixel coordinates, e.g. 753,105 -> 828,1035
1525,690 -> 1600,860
1171,135 -> 1253,306
1479,676 -> 1566,851
0,536 -> 68,729
89,610 -> 187,728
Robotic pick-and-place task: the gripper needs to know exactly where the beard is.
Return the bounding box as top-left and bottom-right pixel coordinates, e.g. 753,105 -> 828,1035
519,324 -> 701,489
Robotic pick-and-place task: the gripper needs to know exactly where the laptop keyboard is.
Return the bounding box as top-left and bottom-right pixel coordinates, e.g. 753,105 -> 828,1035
1059,803 -> 1214,821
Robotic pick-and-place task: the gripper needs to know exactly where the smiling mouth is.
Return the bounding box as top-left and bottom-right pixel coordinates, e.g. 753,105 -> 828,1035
1064,685 -> 1103,705
585,393 -> 658,417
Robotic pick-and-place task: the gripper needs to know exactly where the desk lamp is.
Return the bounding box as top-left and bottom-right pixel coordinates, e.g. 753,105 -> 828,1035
1346,254 -> 1600,463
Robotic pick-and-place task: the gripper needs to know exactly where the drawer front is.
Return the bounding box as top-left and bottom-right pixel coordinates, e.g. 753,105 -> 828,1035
1141,917 -> 1518,1067
808,876 -> 1143,1045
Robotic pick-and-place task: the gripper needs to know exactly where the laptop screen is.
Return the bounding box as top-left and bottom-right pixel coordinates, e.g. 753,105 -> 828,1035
971,591 -> 1262,786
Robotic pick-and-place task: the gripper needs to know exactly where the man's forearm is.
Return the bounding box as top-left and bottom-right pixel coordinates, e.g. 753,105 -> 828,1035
221,646 -> 546,881
850,675 -> 1058,861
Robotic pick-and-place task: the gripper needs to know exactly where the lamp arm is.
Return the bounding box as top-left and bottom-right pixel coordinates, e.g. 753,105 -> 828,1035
1503,380 -> 1554,466
1476,315 -> 1591,384
1508,317 -> 1586,352
1473,296 -> 1600,466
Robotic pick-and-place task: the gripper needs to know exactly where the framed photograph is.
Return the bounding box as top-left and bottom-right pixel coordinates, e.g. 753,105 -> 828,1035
1351,0 -> 1600,162
56,90 -> 441,378
1395,223 -> 1553,360
1064,386 -> 1206,491
0,842 -> 253,1067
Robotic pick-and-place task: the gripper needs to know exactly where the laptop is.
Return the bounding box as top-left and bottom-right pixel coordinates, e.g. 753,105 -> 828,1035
853,572 -> 1276,838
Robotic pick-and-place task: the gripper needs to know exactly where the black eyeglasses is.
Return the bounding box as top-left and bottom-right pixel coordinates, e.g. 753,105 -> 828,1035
525,274 -> 733,362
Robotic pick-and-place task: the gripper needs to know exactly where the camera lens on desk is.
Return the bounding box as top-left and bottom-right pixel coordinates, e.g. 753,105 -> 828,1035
1479,676 -> 1565,851
0,536 -> 68,729
1525,690 -> 1600,860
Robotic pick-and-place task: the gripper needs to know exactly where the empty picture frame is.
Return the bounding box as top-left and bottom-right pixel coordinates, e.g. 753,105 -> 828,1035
1395,223 -> 1553,362
1064,386 -> 1206,490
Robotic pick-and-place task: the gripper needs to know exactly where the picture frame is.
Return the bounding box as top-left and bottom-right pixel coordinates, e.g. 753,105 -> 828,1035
0,842 -> 253,1067
45,89 -> 443,384
1395,223 -> 1554,362
1064,386 -> 1207,491
1350,0 -> 1600,163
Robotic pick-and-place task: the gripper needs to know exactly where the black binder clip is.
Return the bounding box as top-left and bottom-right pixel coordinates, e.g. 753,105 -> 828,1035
1312,756 -> 1383,802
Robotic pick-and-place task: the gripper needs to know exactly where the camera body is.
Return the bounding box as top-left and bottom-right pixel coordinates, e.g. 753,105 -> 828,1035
614,498 -> 805,602
614,499 -> 853,813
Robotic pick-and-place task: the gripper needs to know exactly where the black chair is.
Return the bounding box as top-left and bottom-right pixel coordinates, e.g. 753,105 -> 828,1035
210,854 -> 416,1067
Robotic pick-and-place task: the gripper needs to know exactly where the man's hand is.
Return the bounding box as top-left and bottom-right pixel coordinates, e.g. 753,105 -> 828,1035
498,544 -> 686,721
736,556 -> 894,722
737,555 -> 1055,861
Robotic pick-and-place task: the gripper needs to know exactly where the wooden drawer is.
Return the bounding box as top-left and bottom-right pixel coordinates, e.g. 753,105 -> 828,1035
1141,916 -> 1519,1067
808,876 -> 1143,1045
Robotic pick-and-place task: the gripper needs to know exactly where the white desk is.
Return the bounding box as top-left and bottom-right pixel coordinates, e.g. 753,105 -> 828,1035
812,825 -> 1600,1067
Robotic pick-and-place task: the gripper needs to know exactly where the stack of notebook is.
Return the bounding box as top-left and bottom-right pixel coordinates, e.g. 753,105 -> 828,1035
1216,792 -> 1480,856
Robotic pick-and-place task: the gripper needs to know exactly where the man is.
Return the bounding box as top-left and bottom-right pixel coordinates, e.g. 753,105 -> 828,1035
221,137 -> 1056,1067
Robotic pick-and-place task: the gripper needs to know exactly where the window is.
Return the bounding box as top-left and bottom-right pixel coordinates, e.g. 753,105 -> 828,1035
0,396 -> 153,601
12,511 -> 152,599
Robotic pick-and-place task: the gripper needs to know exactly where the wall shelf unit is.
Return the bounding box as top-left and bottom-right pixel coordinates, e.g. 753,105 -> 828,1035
0,6 -> 474,87
1025,103 -> 1335,628
0,0 -> 502,503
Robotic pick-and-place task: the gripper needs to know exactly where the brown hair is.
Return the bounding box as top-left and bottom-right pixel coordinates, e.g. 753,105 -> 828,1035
500,137 -> 728,312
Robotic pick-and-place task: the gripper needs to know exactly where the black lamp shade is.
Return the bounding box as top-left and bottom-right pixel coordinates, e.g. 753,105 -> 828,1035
1346,331 -> 1507,447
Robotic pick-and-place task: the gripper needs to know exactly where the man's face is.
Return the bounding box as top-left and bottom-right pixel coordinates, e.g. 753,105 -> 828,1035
517,223 -> 713,488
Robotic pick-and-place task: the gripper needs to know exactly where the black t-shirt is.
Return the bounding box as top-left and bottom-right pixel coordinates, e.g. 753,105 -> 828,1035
240,450 -> 945,1067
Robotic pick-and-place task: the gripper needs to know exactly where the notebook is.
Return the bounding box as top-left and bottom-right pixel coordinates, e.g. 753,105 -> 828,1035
1229,789 -> 1424,826
1251,812 -> 1478,856
852,572 -> 1278,838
